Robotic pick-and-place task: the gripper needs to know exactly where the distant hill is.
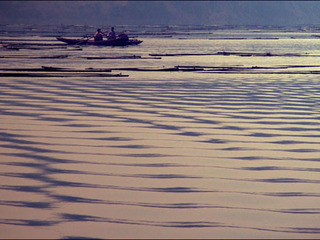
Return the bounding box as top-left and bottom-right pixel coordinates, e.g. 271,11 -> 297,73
1,1 -> 320,26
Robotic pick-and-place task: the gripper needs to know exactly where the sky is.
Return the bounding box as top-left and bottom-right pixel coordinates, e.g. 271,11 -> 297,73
1,1 -> 320,26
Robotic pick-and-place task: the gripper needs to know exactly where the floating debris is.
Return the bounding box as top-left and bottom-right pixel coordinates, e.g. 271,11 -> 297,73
107,66 -> 204,72
84,55 -> 161,60
2,64 -> 320,75
0,72 -> 128,78
41,66 -> 112,72
149,51 -> 320,57
86,55 -> 142,60
0,55 -> 69,59
0,66 -> 127,77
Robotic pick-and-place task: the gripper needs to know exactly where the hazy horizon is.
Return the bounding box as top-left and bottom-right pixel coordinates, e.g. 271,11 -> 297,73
1,1 -> 320,26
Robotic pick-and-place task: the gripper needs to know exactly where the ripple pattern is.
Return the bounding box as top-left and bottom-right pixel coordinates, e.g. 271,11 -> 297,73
1,30 -> 320,238
1,72 -> 320,239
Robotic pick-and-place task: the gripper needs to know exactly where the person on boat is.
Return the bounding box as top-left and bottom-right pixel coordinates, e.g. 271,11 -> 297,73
108,27 -> 116,40
94,28 -> 103,41
118,32 -> 129,41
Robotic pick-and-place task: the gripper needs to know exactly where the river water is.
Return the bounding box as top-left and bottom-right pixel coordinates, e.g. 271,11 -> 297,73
0,24 -> 320,239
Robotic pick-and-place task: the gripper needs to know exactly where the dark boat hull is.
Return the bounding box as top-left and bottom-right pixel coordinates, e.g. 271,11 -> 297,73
56,37 -> 142,46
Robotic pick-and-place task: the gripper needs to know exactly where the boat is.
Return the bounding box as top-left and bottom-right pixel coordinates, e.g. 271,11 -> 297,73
56,37 -> 143,46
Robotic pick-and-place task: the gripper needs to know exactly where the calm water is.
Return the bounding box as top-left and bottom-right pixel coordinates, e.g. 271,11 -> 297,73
0,25 -> 320,239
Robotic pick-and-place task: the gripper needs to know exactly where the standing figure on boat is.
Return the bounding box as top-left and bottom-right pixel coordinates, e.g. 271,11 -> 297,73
108,27 -> 116,40
94,28 -> 103,41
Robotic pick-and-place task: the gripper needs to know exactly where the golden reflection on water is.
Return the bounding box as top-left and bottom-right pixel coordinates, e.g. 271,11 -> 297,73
1,74 -> 320,239
1,34 -> 320,238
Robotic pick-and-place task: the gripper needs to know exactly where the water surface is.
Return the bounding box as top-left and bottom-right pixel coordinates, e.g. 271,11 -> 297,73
0,24 -> 320,239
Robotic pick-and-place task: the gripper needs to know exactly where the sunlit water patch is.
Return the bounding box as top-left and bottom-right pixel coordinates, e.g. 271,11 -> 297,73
0,24 -> 320,239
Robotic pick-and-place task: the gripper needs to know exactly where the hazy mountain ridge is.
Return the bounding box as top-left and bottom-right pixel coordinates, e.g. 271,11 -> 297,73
1,1 -> 320,26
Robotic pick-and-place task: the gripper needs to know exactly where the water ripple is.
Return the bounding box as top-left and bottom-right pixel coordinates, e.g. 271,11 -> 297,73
1,32 -> 320,239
